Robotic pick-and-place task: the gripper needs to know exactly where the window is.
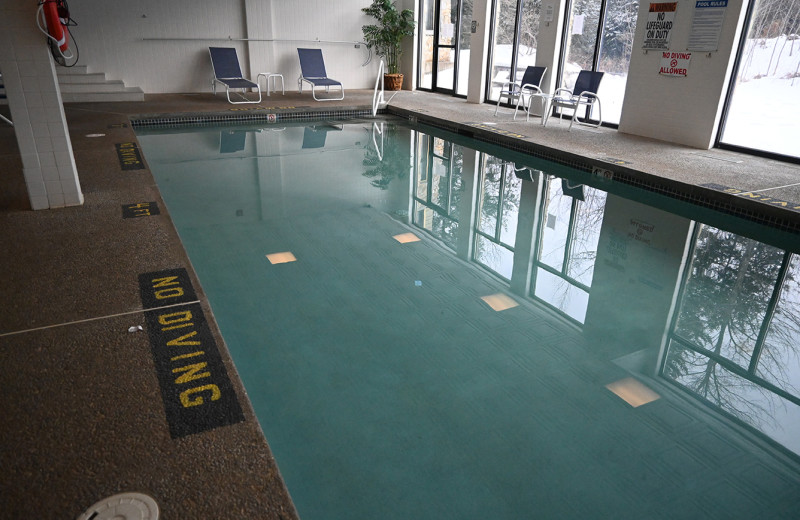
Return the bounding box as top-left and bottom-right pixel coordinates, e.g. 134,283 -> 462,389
487,0 -> 543,102
718,0 -> 800,160
559,0 -> 639,125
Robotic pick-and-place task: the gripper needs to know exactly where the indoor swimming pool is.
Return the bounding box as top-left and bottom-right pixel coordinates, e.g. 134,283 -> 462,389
136,118 -> 800,519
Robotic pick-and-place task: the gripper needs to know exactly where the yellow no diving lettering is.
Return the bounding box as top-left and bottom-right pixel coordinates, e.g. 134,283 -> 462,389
172,362 -> 210,384
151,275 -> 185,300
180,384 -> 221,407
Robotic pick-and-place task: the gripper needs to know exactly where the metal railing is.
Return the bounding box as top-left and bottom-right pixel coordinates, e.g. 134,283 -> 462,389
372,60 -> 399,117
141,37 -> 372,66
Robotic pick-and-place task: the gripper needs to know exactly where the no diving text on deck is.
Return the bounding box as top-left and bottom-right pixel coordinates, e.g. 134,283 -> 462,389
138,268 -> 244,438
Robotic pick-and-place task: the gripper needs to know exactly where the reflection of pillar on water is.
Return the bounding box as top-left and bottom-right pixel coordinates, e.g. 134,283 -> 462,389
582,193 -> 692,372
455,148 -> 480,261
509,168 -> 543,296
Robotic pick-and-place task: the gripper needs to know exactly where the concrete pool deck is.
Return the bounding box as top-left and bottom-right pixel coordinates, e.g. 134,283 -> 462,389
1,89 -> 798,518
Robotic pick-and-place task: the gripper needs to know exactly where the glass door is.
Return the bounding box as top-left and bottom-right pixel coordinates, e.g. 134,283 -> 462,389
559,0 -> 638,125
419,0 -> 473,95
436,0 -> 459,92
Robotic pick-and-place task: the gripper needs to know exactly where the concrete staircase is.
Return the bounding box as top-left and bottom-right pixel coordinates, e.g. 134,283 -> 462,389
57,65 -> 144,102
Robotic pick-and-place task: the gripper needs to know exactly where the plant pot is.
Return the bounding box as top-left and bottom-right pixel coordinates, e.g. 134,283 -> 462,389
384,73 -> 404,91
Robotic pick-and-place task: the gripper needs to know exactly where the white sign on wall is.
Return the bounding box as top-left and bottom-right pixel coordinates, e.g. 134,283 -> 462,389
572,14 -> 585,35
660,51 -> 692,76
643,2 -> 678,50
688,0 -> 728,51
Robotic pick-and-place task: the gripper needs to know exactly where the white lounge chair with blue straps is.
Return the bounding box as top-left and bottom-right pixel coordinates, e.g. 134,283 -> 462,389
297,48 -> 344,101
209,47 -> 266,104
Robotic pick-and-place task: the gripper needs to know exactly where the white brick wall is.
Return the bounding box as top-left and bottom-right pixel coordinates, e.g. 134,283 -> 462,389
0,1 -> 83,210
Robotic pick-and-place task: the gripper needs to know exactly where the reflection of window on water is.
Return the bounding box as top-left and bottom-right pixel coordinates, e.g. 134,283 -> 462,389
412,134 -> 464,250
473,156 -> 523,279
531,176 -> 606,323
664,224 -> 800,457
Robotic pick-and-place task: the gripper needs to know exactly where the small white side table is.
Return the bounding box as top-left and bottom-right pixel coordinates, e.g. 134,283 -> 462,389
257,73 -> 285,96
526,93 -> 553,125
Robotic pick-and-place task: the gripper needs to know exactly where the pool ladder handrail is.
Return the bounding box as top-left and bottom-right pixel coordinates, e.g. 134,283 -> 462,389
372,60 -> 399,117
371,121 -> 384,161
0,73 -> 12,126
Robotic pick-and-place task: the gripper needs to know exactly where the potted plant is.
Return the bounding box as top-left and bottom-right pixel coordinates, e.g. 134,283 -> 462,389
361,0 -> 416,91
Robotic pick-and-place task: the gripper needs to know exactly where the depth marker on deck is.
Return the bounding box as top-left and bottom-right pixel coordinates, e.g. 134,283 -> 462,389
464,122 -> 527,139
116,142 -> 146,170
701,183 -> 800,213
122,201 -> 160,218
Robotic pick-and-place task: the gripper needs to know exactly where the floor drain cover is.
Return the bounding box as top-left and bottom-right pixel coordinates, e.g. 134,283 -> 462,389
77,492 -> 159,520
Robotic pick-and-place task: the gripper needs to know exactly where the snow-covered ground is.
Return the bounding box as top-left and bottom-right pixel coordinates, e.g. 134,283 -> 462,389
421,36 -> 799,157
722,35 -> 800,158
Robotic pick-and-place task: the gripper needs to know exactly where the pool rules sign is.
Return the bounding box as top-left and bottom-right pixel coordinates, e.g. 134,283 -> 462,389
643,2 -> 677,50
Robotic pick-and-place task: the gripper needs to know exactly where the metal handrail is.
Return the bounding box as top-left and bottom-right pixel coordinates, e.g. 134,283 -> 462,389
372,60 -> 399,117
141,37 -> 373,66
371,122 -> 384,161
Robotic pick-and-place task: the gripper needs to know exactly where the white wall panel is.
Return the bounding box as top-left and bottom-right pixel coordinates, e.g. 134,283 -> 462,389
67,1 -> 247,93
269,0 -> 377,92
66,0 -> 379,94
244,0 -> 276,77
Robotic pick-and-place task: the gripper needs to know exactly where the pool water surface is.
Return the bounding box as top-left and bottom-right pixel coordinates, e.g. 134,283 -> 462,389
137,119 -> 800,520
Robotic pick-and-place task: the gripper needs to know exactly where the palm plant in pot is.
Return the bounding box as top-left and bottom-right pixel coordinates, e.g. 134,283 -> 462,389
361,0 -> 416,91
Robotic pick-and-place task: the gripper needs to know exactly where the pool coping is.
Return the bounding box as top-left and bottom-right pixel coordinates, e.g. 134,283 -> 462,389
129,106 -> 379,127
129,104 -> 800,235
384,106 -> 800,235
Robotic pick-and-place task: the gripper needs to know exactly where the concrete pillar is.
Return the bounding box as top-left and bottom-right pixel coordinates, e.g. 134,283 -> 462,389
583,194 -> 692,360
399,0 -> 419,90
244,0 -> 277,80
455,148 -> 481,260
255,127 -> 286,222
0,1 -> 83,210
466,0 -> 492,103
535,0 -> 567,95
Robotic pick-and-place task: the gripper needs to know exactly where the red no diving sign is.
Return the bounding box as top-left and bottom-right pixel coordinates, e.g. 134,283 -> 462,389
660,51 -> 692,77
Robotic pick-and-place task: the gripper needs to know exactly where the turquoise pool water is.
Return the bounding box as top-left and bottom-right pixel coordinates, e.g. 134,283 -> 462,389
137,119 -> 800,519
